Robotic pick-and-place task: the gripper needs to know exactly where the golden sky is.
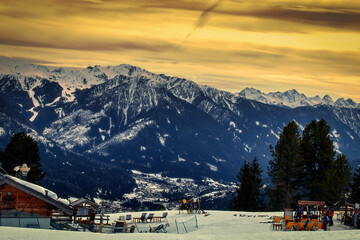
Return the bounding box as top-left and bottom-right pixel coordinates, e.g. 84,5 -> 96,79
1,0 -> 360,101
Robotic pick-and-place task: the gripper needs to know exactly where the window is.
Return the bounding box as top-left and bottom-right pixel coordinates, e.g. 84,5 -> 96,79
77,207 -> 89,216
7,191 -> 13,197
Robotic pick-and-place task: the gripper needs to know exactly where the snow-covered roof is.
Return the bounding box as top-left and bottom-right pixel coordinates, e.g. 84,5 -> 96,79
7,175 -> 58,199
0,173 -> 72,215
69,198 -> 99,208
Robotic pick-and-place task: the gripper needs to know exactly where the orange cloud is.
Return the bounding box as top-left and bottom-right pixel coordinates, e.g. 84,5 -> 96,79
1,0 -> 360,101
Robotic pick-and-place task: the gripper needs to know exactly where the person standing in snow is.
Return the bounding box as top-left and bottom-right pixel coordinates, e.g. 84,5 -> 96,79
354,208 -> 359,228
327,206 -> 334,226
295,205 -> 303,219
322,211 -> 329,231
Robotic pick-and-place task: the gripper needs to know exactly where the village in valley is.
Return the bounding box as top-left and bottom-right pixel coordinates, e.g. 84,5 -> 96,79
0,128 -> 360,240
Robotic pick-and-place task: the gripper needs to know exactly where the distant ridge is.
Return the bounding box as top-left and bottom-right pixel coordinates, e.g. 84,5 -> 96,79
238,87 -> 359,109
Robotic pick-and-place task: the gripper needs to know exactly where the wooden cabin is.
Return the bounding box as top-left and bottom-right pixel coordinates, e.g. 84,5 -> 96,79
0,173 -> 72,228
70,198 -> 99,224
297,200 -> 326,219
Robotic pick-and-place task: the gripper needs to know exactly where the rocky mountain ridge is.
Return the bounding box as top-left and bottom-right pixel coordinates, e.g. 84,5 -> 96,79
239,87 -> 359,109
0,63 -> 359,208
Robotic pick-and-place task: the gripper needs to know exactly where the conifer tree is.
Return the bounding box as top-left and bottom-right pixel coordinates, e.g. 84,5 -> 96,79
230,157 -> 263,211
301,119 -> 335,200
268,121 -> 302,209
350,165 -> 360,203
0,132 -> 45,184
250,157 -> 264,209
322,154 -> 351,205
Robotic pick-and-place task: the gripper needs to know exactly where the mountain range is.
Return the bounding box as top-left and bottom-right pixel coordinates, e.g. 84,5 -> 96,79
239,88 -> 360,109
0,63 -> 359,209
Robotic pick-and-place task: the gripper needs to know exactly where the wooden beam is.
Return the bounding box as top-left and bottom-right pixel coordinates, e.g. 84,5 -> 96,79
16,189 -> 19,209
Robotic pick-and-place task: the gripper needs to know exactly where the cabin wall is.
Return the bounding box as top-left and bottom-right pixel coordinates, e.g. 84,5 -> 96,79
0,184 -> 52,216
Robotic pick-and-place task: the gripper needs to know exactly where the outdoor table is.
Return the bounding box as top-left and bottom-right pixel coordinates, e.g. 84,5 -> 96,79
273,223 -> 283,230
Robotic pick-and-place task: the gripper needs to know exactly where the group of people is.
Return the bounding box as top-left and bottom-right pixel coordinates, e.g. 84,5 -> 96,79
179,197 -> 201,214
295,204 -> 334,231
322,205 -> 334,231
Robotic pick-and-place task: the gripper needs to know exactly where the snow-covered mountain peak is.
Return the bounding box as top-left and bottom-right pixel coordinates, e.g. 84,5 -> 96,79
239,87 -> 262,97
346,98 -> 358,108
284,89 -> 300,96
238,88 -> 359,109
322,95 -> 334,105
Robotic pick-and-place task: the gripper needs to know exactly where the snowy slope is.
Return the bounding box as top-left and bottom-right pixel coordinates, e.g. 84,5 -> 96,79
1,210 -> 357,240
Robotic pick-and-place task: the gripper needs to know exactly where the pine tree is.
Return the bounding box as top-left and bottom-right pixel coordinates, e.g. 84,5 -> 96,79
250,157 -> 264,210
0,150 -> 5,174
350,165 -> 360,203
301,119 -> 335,200
322,154 -> 351,205
0,132 -> 46,184
268,121 -> 302,209
229,157 -> 263,211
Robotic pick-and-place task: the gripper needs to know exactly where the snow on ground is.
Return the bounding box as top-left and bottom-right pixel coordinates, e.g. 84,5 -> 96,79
1,210 -> 359,240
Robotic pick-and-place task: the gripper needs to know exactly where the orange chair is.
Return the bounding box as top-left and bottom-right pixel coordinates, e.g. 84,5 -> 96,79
315,222 -> 323,230
272,216 -> 282,230
311,219 -> 318,226
296,222 -> 305,230
306,222 -> 314,231
285,221 -> 294,231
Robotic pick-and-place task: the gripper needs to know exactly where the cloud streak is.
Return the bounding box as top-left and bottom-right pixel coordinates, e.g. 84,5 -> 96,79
0,38 -> 179,52
184,0 -> 223,41
222,7 -> 360,31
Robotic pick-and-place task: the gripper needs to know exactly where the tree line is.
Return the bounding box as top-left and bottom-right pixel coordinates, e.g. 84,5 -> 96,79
230,119 -> 360,211
0,126 -> 358,209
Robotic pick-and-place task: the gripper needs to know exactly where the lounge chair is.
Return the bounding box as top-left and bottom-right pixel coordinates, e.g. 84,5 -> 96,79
284,221 -> 294,231
295,222 -> 305,231
140,213 -> 147,222
161,212 -> 168,221
154,212 -> 168,222
146,213 -> 155,222
311,219 -> 318,226
126,214 -> 132,222
306,222 -> 314,231
149,223 -> 169,233
315,222 -> 323,230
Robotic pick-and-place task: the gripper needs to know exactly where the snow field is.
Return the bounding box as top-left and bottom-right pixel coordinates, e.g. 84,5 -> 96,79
1,210 -> 359,240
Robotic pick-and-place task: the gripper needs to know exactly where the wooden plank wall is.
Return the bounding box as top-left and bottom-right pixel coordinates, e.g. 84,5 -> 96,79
0,184 -> 52,216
